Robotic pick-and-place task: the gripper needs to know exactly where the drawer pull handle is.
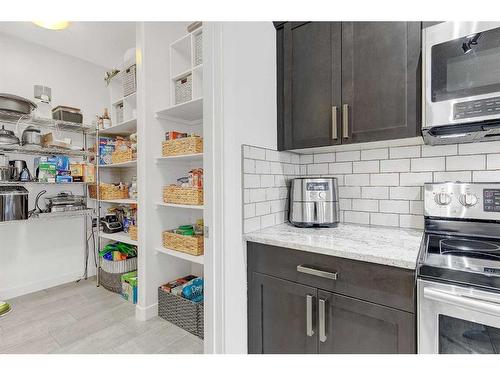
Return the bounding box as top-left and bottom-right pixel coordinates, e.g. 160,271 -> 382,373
306,294 -> 315,337
297,265 -> 338,280
319,298 -> 327,343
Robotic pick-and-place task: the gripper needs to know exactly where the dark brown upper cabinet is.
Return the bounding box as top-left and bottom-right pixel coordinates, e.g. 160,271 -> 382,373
275,22 -> 422,151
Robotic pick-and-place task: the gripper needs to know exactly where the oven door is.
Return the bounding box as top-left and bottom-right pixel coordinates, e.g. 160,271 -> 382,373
423,22 -> 500,128
418,279 -> 500,354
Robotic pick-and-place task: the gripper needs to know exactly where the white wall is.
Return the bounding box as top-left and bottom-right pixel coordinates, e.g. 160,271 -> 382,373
219,22 -> 277,353
0,32 -> 109,299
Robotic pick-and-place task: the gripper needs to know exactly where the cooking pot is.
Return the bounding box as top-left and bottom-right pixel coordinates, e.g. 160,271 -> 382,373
9,160 -> 30,181
0,93 -> 37,115
0,186 -> 28,222
0,166 -> 13,182
0,125 -> 20,145
0,154 -> 8,168
21,126 -> 42,147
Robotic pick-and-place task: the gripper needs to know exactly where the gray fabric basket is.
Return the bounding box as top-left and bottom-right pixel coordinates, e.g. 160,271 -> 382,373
99,268 -> 126,294
175,74 -> 192,105
158,287 -> 204,339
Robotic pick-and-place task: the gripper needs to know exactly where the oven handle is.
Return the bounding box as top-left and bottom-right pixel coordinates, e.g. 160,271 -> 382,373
424,287 -> 500,317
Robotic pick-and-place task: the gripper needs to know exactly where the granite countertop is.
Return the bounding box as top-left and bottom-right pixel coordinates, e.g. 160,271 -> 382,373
244,223 -> 423,270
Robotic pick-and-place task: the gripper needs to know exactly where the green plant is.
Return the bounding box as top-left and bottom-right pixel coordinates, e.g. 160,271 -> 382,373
104,69 -> 120,86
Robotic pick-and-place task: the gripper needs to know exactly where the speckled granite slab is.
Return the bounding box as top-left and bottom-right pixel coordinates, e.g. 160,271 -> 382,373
244,223 -> 423,270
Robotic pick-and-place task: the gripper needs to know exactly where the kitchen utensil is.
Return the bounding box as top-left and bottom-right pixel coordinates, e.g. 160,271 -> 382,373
0,153 -> 9,168
101,213 -> 123,234
44,191 -> 86,212
21,126 -> 42,147
0,93 -> 37,114
289,177 -> 339,228
0,166 -> 13,182
0,185 -> 28,222
0,125 -> 20,145
52,106 -> 83,124
9,160 -> 29,181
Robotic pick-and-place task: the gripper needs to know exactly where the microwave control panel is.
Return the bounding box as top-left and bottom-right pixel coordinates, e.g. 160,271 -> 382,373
454,96 -> 500,120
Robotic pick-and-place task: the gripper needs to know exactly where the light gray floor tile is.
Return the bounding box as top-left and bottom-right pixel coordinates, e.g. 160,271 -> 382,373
1,334 -> 60,354
160,334 -> 204,354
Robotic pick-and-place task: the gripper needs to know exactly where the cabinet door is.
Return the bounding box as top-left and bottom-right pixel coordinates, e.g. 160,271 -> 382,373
248,272 -> 318,353
317,290 -> 416,354
341,22 -> 421,143
280,22 -> 342,150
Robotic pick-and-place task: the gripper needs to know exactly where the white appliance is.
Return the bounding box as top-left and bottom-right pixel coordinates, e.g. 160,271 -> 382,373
417,182 -> 500,354
422,22 -> 500,145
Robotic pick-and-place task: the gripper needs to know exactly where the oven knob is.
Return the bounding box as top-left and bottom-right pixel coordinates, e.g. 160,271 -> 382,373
459,193 -> 478,207
434,192 -> 452,205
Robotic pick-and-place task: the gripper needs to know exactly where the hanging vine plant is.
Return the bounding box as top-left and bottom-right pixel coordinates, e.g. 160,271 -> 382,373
104,69 -> 120,86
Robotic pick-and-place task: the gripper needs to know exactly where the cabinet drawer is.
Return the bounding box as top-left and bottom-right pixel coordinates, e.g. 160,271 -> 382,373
247,242 -> 415,313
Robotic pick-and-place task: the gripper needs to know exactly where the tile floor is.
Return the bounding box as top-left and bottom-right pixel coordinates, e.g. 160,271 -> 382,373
0,278 -> 204,354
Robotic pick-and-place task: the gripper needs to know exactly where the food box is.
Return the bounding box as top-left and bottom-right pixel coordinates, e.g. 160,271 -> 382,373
55,156 -> 70,173
34,157 -> 57,183
121,271 -> 138,304
83,163 -> 95,183
70,163 -> 84,182
56,175 -> 73,183
99,137 -> 115,165
41,133 -> 72,149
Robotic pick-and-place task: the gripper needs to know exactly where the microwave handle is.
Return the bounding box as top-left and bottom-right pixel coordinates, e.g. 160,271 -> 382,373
424,287 -> 500,316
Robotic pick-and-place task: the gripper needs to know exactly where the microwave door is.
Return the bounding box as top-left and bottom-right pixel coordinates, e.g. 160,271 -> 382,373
424,22 -> 500,128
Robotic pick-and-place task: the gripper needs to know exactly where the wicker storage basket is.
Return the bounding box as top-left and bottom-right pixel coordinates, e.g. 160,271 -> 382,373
111,149 -> 135,164
100,256 -> 137,274
162,230 -> 204,256
162,137 -> 203,157
158,287 -> 204,339
129,225 -> 138,241
175,74 -> 192,104
163,185 -> 203,206
89,184 -> 129,200
99,269 -> 127,294
123,64 -> 137,97
194,32 -> 203,66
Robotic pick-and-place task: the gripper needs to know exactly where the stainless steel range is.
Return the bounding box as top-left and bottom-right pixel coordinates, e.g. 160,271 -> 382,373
418,182 -> 500,354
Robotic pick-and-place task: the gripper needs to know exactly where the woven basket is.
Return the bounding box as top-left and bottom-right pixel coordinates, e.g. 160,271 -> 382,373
163,185 -> 203,206
158,287 -> 204,339
89,184 -> 129,200
111,149 -> 135,164
100,256 -> 137,274
129,225 -> 138,241
162,137 -> 203,157
99,269 -> 127,294
175,74 -> 192,104
162,231 -> 204,256
123,64 -> 137,97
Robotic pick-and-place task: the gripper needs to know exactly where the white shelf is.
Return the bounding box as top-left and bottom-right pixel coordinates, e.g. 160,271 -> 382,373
156,202 -> 204,210
97,118 -> 137,136
99,231 -> 138,246
171,68 -> 192,82
156,153 -> 203,162
155,97 -> 203,126
155,246 -> 204,265
99,160 -> 137,168
111,92 -> 136,107
92,198 -> 137,205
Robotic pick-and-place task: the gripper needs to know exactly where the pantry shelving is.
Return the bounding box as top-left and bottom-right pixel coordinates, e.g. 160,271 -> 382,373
99,160 -> 137,168
156,153 -> 203,162
100,231 -> 138,246
0,109 -> 94,133
0,144 -> 93,157
155,97 -> 203,125
155,246 -> 204,265
156,202 -> 204,210
92,118 -> 137,136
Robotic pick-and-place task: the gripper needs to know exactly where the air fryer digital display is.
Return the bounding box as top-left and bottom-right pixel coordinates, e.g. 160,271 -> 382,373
306,182 -> 329,191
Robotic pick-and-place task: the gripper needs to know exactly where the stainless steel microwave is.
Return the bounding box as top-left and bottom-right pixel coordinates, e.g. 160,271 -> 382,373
422,22 -> 500,145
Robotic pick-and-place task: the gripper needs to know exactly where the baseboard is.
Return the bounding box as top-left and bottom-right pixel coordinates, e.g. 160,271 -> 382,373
1,269 -> 95,300
135,302 -> 158,321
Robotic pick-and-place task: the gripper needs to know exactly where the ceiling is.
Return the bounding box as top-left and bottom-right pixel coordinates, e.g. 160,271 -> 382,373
0,22 -> 136,68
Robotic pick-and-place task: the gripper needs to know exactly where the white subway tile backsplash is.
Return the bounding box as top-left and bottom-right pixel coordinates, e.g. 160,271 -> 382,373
487,154 -> 500,170
283,164 -> 296,175
433,171 -> 472,183
255,160 -> 271,174
275,175 -> 287,187
255,201 -> 271,216
473,170 -> 500,182
244,146 -> 266,160
362,186 -> 389,199
329,162 -> 353,174
299,154 -> 313,164
339,186 -> 362,199
352,199 -> 379,212
370,173 -> 399,186
244,174 -> 260,188
409,201 -> 424,215
380,159 -> 410,173
421,144 -> 457,157
250,189 -> 266,202
244,204 -> 256,218
265,187 -> 280,201
314,153 -> 336,163
400,214 -> 424,230
270,161 -> 283,175
379,200 -> 409,214
244,189 -> 250,203
345,174 -> 370,186
244,217 -> 261,233
390,186 -> 421,200
390,145 -> 420,159
244,159 -> 255,173
300,165 -> 307,175
336,150 -> 360,162
399,172 -> 433,186
361,148 -> 388,160
279,152 -> 292,163
260,213 -> 276,229
339,198 -> 352,210
265,149 -> 280,162
270,199 -> 287,213
370,212 -> 399,227
446,155 -> 485,171
353,160 -> 379,174
459,141 -> 500,155
411,157 -> 445,172
260,175 -> 274,188
344,211 -> 370,225
307,163 -> 329,175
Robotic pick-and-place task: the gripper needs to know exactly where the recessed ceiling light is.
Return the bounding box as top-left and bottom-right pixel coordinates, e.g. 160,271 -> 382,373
33,21 -> 70,31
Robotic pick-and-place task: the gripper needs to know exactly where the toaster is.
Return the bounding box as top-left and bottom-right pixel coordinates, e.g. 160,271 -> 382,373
289,177 -> 339,228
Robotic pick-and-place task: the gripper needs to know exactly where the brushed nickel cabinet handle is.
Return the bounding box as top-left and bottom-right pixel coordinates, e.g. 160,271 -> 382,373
306,294 -> 314,337
331,106 -> 338,140
297,265 -> 338,280
319,298 -> 327,343
342,103 -> 349,139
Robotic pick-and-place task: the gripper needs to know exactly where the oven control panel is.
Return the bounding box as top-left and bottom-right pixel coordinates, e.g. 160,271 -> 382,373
454,96 -> 500,120
425,183 -> 500,220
